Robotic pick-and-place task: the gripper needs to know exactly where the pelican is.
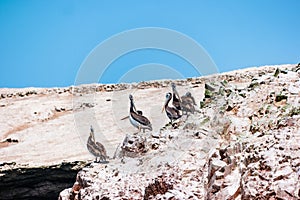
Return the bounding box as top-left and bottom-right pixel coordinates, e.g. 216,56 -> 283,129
182,92 -> 196,105
87,126 -> 107,163
171,83 -> 182,110
129,94 -> 152,133
181,92 -> 196,114
162,92 -> 182,124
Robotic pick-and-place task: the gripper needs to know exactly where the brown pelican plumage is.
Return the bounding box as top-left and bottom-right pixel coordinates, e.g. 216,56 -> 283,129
181,92 -> 196,114
120,110 -> 143,120
129,94 -> 152,133
182,92 -> 196,105
162,92 -> 182,124
171,83 -> 182,110
136,110 -> 143,115
87,126 -> 107,163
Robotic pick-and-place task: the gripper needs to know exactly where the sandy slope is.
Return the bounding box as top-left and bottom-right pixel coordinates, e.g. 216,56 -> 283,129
0,80 -> 204,166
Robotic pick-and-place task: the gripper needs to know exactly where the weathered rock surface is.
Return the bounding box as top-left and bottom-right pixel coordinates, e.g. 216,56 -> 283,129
0,64 -> 299,199
57,64 -> 300,199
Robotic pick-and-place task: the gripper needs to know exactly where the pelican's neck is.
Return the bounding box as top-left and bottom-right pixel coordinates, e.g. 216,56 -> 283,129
173,88 -> 180,99
89,131 -> 95,142
165,97 -> 171,109
130,99 -> 136,113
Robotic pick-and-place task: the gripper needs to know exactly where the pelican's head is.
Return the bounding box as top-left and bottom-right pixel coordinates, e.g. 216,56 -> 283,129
162,92 -> 172,113
171,83 -> 181,100
129,94 -> 137,111
90,125 -> 95,142
129,94 -> 133,101
166,92 -> 172,100
171,83 -> 176,90
186,92 -> 192,97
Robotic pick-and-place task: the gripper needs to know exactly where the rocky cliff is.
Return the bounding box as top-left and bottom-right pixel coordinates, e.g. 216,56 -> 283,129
1,64 -> 299,199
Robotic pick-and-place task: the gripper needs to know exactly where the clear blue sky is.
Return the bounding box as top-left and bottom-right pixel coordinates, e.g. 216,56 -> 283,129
0,0 -> 299,88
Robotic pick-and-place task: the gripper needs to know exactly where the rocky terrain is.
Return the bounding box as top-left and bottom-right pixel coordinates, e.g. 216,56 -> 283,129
0,64 -> 299,199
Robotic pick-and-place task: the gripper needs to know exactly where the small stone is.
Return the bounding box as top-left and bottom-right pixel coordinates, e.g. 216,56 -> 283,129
72,182 -> 81,194
151,132 -> 160,139
275,94 -> 288,102
211,159 -> 227,170
274,68 -> 280,77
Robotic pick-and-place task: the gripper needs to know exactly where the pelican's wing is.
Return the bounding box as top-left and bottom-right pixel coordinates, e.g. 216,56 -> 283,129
131,111 -> 151,126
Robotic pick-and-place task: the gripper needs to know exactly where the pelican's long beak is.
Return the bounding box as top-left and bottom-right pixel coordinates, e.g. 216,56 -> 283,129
162,98 -> 168,113
90,132 -> 95,142
121,116 -> 129,120
176,90 -> 181,101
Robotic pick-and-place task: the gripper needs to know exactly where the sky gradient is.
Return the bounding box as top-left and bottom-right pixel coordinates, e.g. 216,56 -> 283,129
0,0 -> 299,88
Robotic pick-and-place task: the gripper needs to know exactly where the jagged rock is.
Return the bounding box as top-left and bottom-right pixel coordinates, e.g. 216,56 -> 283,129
58,188 -> 72,200
120,134 -> 148,158
211,159 -> 227,170
144,178 -> 173,199
275,94 -> 288,102
1,64 -> 300,199
274,68 -> 281,77
205,83 -> 216,91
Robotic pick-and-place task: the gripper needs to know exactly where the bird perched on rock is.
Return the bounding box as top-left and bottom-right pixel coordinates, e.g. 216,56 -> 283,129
162,92 -> 182,125
181,92 -> 197,114
129,94 -> 152,133
87,126 -> 108,163
171,83 -> 182,110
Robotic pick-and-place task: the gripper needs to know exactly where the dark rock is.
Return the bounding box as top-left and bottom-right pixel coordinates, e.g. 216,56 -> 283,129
205,89 -> 213,98
205,83 -> 216,91
5,138 -> 18,143
274,68 -> 280,77
275,94 -> 288,102
248,81 -> 259,89
144,178 -> 173,200
120,134 -> 148,158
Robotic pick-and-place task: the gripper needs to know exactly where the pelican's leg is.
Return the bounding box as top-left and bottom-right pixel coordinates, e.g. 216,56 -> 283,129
143,128 -> 145,133
134,127 -> 140,135
103,155 -> 107,162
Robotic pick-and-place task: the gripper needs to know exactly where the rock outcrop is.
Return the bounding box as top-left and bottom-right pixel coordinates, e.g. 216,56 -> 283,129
0,64 -> 299,199
58,64 -> 300,199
